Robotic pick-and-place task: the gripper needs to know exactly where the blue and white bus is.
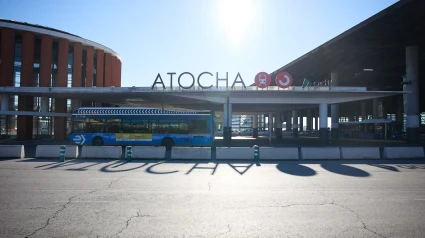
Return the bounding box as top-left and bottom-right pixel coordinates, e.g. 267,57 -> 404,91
69,108 -> 214,148
339,119 -> 402,140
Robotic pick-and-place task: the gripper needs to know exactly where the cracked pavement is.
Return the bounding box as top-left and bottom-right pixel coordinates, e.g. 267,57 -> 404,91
0,159 -> 425,237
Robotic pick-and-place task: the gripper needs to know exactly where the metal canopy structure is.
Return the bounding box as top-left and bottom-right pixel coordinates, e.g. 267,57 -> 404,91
267,0 -> 424,92
0,86 -> 403,116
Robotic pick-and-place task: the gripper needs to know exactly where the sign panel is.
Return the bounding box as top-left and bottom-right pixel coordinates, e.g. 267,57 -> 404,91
275,72 -> 293,88
254,72 -> 271,88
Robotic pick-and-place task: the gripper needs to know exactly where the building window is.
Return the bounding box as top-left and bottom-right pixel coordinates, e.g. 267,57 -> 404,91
387,114 -> 396,121
367,115 -> 372,119
67,52 -> 73,87
339,117 -> 349,122
421,112 -> 425,125
358,116 -> 362,122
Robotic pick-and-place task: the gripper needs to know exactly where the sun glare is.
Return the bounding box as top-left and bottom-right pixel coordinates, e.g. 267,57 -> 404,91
218,0 -> 256,47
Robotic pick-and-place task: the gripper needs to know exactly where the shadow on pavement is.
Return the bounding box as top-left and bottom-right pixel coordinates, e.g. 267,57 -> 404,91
186,163 -> 219,175
276,163 -> 316,177
320,163 -> 370,177
100,160 -> 149,173
13,158 -> 425,177
369,164 -> 399,172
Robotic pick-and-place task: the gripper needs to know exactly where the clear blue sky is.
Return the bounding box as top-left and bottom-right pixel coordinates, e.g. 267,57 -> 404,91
0,0 -> 398,87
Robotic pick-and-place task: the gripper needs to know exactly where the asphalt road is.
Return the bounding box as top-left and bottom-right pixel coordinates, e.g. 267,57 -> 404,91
1,159 -> 425,237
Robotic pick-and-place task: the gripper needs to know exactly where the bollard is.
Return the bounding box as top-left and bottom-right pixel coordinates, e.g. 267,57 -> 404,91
126,146 -> 132,162
253,145 -> 259,162
60,145 -> 66,162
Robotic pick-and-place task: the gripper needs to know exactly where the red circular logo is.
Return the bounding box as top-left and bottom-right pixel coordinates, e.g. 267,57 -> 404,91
275,72 -> 293,88
254,72 -> 271,88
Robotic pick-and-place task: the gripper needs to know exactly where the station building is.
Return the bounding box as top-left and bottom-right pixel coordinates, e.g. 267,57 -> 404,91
0,0 -> 424,145
0,19 -> 121,140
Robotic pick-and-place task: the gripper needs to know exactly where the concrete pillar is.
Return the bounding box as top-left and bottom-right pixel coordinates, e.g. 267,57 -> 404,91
85,46 -> 94,87
292,110 -> 298,137
96,50 -> 104,87
268,113 -> 273,138
40,35 -> 53,87
54,39 -> 69,141
104,53 -> 112,87
111,56 -> 120,87
404,46 -> 420,143
72,42 -> 83,87
286,112 -> 292,131
0,28 -> 15,87
275,112 -> 282,140
223,99 -> 232,146
306,108 -> 313,131
117,59 -> 122,87
252,114 -> 258,138
1,95 -> 9,111
299,110 -> 304,132
41,97 -> 49,113
330,72 -> 339,140
319,103 -> 329,144
18,31 -> 35,141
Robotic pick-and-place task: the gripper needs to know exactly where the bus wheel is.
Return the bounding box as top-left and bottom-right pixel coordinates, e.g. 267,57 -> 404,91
92,137 -> 104,146
162,137 -> 174,149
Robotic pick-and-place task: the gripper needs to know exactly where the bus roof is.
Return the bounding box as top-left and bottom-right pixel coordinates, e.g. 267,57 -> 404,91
339,119 -> 394,124
73,107 -> 211,116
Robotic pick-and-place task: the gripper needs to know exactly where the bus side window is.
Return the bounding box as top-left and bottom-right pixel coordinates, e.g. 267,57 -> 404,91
72,121 -> 86,133
190,120 -> 208,133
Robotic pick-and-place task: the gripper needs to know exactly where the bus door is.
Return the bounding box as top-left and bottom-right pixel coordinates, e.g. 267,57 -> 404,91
190,119 -> 209,146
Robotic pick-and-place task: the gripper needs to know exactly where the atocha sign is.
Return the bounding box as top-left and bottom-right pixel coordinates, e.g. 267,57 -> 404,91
151,72 -> 294,89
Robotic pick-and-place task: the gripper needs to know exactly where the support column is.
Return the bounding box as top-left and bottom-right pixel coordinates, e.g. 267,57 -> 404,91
319,103 -> 329,144
275,112 -> 282,140
40,35 -> 52,87
72,42 -> 82,87
96,50 -> 104,87
104,53 -> 112,87
306,108 -> 312,131
314,108 -> 319,131
286,112 -> 292,131
223,99 -> 232,146
111,56 -> 119,87
54,39 -> 69,141
268,113 -> 273,138
252,114 -> 258,138
330,72 -> 339,140
85,46 -> 94,87
292,110 -> 298,137
18,31 -> 35,141
0,28 -> 15,86
299,110 -> 304,132
404,46 -> 420,143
